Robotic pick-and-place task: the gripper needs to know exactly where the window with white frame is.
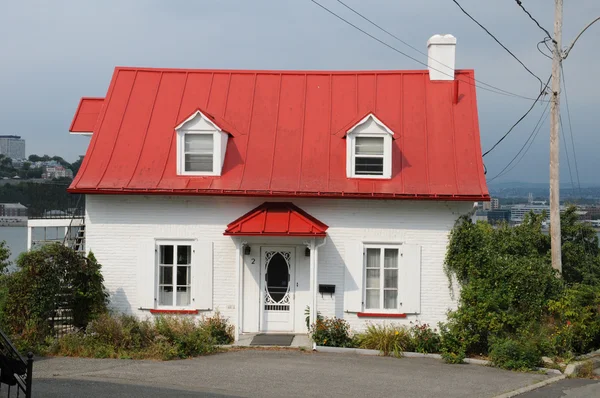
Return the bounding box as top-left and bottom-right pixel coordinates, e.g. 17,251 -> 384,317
364,246 -> 399,310
158,243 -> 192,307
354,136 -> 385,176
345,114 -> 393,179
184,133 -> 213,173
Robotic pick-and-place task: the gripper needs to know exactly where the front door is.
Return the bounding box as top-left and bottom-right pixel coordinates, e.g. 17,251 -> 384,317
260,247 -> 295,332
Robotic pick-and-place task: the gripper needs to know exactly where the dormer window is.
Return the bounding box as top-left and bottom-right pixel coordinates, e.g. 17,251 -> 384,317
345,113 -> 394,179
176,110 -> 228,176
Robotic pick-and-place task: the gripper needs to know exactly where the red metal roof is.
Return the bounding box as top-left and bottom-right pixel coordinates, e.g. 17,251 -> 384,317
224,202 -> 328,237
69,67 -> 489,201
70,97 -> 104,133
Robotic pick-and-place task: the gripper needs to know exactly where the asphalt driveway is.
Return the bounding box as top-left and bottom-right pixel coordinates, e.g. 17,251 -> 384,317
32,349 -> 553,398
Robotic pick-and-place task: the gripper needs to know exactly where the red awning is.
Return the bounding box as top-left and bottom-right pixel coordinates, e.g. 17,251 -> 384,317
224,202 -> 328,237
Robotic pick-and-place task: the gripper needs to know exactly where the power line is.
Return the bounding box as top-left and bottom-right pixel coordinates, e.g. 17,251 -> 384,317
537,39 -> 552,60
332,0 -> 536,99
514,0 -> 555,41
451,0 -> 545,89
559,111 -> 576,193
309,0 -> 546,101
482,75 -> 551,157
487,99 -> 550,182
560,63 -> 582,195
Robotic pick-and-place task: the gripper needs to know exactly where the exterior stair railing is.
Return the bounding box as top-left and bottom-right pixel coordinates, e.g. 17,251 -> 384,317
0,328 -> 33,398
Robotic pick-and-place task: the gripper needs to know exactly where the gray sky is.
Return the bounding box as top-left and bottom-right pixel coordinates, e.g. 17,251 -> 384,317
1,0 -> 598,184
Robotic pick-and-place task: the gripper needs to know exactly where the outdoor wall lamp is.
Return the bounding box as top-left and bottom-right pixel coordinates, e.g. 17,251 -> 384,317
305,247 -> 310,257
244,245 -> 251,255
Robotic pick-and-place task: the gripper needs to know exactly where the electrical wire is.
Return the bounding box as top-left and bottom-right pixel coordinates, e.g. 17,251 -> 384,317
309,0 -> 547,101
537,40 -> 552,59
451,0 -> 545,90
487,99 -> 550,182
514,0 -> 555,42
332,0 -> 537,100
482,75 -> 551,157
561,64 -> 582,195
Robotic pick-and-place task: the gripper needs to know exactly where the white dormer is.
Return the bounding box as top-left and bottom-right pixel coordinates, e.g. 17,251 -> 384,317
345,113 -> 394,179
175,110 -> 228,176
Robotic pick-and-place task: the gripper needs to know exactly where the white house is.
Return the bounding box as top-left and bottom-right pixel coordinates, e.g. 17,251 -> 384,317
64,35 -> 488,340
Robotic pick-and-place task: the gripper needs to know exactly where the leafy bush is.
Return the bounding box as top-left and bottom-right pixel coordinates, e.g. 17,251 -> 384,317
356,324 -> 411,357
4,244 -> 108,349
438,323 -> 466,364
409,322 -> 441,354
202,312 -> 234,344
547,284 -> 600,357
310,317 -> 356,348
489,337 -> 542,371
49,313 -> 223,360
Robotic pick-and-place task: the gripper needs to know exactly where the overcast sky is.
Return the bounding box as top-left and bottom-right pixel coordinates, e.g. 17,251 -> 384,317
0,0 -> 598,184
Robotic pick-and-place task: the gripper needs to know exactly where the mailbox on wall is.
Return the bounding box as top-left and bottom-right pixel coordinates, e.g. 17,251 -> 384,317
318,284 -> 335,297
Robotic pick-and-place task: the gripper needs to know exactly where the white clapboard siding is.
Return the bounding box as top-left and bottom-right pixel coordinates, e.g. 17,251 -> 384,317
344,241 -> 364,313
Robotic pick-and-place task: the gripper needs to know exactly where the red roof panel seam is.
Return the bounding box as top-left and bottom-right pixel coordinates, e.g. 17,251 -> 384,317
400,74 -> 405,193
73,70 -> 121,188
96,70 -> 139,188
267,74 -> 283,189
222,73 -> 232,120
237,73 -> 258,190
205,72 -> 216,110
156,72 -> 189,188
326,74 -> 333,191
296,74 -> 308,191
448,84 -> 460,194
422,75 -> 431,194
469,72 -> 487,195
126,72 -> 164,188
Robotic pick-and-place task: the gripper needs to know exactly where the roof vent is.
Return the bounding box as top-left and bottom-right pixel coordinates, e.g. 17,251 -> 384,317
427,34 -> 456,81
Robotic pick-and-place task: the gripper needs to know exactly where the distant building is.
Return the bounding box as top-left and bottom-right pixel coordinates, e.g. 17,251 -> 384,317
42,165 -> 74,180
0,135 -> 26,160
482,198 -> 500,211
488,209 -> 510,224
510,203 -> 565,223
0,203 -> 27,217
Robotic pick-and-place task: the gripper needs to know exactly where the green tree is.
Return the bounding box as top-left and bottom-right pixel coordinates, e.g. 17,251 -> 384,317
0,241 -> 10,274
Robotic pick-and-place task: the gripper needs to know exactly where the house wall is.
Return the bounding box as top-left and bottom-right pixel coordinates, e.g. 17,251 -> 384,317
85,195 -> 471,332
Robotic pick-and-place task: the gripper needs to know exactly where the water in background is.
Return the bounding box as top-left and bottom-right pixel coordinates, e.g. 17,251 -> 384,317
0,226 -> 63,265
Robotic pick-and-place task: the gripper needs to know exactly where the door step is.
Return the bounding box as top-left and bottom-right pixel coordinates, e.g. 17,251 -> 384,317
250,334 -> 295,346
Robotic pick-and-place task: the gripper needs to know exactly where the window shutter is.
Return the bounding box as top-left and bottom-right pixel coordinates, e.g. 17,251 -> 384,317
137,239 -> 157,310
192,241 -> 213,310
344,241 -> 364,313
400,244 -> 421,314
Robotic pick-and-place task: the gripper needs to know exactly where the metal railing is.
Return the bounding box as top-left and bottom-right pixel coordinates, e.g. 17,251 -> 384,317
0,329 -> 33,398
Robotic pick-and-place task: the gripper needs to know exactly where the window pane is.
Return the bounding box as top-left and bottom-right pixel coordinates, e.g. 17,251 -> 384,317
185,134 -> 213,152
384,249 -> 398,268
366,248 -> 380,268
177,245 -> 191,265
160,245 -> 173,265
384,269 -> 398,288
384,290 -> 398,309
159,286 -> 173,306
176,286 -> 190,306
185,154 -> 213,172
160,266 -> 173,285
355,137 -> 384,155
177,266 -> 190,286
366,289 -> 380,309
366,269 -> 380,289
355,157 -> 383,175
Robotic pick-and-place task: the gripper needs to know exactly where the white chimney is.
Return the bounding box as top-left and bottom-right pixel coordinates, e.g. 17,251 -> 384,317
427,34 -> 457,81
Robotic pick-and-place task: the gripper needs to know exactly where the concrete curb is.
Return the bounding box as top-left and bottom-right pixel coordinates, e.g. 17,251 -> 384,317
491,375 -> 566,398
315,346 -> 380,356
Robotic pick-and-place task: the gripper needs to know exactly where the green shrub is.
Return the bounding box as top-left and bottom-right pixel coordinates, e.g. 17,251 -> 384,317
547,284 -> 600,357
409,322 -> 441,354
310,317 -> 356,348
357,324 -> 411,357
202,312 -> 234,344
489,337 -> 542,371
438,323 -> 466,364
153,316 -> 216,358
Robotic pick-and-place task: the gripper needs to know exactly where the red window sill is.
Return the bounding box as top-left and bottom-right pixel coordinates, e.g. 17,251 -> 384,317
357,312 -> 407,318
149,309 -> 198,315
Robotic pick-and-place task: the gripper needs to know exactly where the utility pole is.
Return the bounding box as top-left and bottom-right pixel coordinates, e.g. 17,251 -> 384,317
549,0 -> 563,273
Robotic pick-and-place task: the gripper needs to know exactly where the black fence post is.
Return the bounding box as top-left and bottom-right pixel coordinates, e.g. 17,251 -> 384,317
26,352 -> 33,398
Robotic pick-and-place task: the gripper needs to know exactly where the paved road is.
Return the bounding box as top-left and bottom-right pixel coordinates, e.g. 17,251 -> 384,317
32,350 -> 553,398
518,378 -> 600,398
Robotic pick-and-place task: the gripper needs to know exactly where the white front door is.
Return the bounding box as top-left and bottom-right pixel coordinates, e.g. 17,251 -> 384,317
260,247 -> 295,332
